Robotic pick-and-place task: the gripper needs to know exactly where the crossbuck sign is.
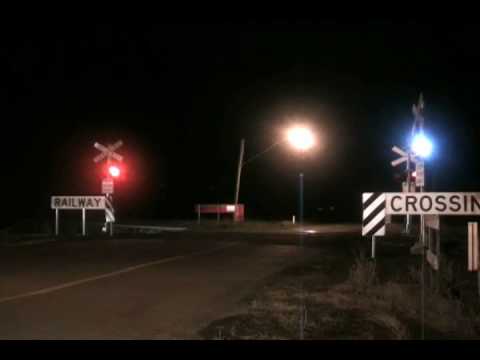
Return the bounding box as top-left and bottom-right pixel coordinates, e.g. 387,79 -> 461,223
93,140 -> 123,163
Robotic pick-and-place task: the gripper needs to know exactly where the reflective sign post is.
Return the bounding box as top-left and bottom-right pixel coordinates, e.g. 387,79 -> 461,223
468,222 -> 480,299
55,209 -> 59,236
82,208 -> 86,236
371,236 -> 376,259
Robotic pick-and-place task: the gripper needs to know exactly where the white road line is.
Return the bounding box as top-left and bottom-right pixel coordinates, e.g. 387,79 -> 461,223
0,243 -> 239,305
4,239 -> 57,247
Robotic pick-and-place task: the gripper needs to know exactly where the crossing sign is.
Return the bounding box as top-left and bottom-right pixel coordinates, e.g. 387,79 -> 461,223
416,161 -> 425,187
391,145 -> 419,167
93,139 -> 123,236
362,192 -> 386,237
102,178 -> 114,194
93,140 -> 123,163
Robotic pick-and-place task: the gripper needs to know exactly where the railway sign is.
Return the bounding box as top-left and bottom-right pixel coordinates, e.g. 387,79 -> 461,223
51,196 -> 105,209
391,145 -> 419,167
93,140 -> 123,163
51,196 -> 108,237
93,139 -> 124,236
385,193 -> 480,216
392,146 -> 408,158
102,178 -> 114,194
363,192 -> 480,237
416,161 -> 425,187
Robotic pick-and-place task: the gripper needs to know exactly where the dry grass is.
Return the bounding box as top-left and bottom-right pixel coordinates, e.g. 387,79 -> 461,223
310,253 -> 479,339
348,250 -> 378,294
369,312 -> 410,339
200,247 -> 480,340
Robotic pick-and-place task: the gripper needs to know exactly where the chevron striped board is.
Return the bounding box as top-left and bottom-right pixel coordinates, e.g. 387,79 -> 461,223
362,192 -> 386,237
105,197 -> 115,223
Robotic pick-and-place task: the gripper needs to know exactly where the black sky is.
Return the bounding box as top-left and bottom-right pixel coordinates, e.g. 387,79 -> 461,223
1,21 -> 480,227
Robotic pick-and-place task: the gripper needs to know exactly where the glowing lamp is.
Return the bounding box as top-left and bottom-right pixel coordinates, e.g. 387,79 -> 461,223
411,133 -> 433,158
286,126 -> 315,151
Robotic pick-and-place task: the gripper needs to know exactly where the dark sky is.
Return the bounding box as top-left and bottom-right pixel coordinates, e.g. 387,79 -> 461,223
1,21 -> 480,226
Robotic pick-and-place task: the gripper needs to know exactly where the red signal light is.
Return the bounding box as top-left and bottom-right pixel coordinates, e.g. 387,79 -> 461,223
108,165 -> 120,178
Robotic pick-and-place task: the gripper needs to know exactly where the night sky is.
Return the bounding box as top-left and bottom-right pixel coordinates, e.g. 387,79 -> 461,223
2,21 -> 480,227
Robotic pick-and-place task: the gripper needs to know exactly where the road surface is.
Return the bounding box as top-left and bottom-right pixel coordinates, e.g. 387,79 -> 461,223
0,227 -> 357,339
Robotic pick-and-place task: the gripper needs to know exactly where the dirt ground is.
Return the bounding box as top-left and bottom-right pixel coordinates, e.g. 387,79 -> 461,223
199,228 -> 480,340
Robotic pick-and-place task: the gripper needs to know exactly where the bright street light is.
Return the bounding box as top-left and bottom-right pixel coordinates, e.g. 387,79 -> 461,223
286,126 -> 315,152
411,133 -> 433,159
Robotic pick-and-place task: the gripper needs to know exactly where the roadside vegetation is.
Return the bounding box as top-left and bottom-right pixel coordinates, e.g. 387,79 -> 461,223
200,233 -> 480,340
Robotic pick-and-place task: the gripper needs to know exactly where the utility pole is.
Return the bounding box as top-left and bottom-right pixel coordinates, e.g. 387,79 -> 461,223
234,139 -> 245,205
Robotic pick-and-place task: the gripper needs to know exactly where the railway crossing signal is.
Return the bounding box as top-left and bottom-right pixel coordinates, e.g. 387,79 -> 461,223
93,140 -> 124,235
108,164 -> 121,178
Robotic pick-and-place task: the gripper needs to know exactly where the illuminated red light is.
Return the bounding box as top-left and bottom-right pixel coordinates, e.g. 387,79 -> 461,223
108,165 -> 120,178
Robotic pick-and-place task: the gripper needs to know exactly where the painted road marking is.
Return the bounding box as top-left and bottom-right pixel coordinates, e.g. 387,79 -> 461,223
0,243 -> 239,305
3,239 -> 57,247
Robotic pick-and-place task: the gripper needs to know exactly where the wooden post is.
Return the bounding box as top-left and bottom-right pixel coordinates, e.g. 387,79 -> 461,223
234,139 -> 245,205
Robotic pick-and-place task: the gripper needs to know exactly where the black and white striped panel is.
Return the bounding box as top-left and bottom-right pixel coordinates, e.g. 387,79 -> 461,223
362,193 -> 386,237
105,197 -> 115,223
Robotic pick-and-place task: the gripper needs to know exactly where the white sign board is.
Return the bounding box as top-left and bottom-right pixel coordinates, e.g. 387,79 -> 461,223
384,193 -> 480,215
416,161 -> 425,187
51,196 -> 106,210
102,179 -> 114,194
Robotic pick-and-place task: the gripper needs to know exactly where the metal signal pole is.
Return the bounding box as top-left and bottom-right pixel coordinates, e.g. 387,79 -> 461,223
412,93 -> 426,340
406,154 -> 411,233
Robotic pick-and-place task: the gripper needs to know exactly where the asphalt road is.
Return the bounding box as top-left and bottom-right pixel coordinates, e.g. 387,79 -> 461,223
0,227 -> 358,339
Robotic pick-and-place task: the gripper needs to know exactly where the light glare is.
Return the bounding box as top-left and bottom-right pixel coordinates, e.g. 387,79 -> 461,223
411,133 -> 433,158
287,126 -> 315,151
109,165 -> 120,178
